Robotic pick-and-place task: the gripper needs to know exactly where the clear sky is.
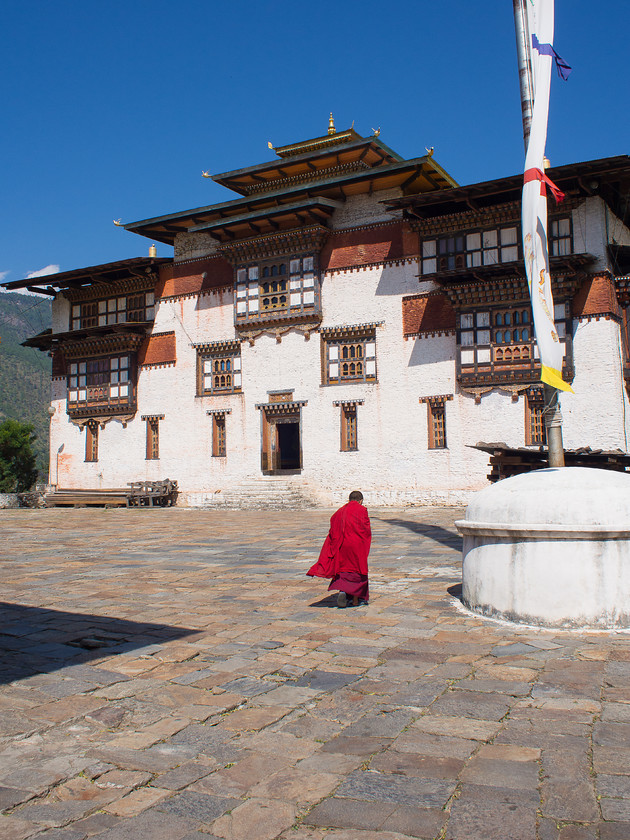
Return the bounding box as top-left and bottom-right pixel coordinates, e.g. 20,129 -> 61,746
1,0 -> 627,288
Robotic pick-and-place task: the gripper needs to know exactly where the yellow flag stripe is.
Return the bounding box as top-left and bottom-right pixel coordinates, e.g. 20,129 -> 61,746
541,365 -> 574,393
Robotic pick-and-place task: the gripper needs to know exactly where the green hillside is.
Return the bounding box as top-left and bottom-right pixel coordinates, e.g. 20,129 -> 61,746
0,292 -> 53,480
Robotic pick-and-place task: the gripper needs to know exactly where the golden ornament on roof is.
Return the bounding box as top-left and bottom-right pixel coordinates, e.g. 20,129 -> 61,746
328,113 -> 335,135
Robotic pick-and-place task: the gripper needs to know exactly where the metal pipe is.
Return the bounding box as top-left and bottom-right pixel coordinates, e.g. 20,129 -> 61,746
513,0 -> 565,467
513,0 -> 534,149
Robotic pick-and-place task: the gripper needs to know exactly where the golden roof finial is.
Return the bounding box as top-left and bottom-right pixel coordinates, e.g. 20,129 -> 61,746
328,113 -> 335,135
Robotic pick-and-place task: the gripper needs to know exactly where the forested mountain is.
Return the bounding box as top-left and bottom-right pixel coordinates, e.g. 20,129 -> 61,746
0,292 -> 52,478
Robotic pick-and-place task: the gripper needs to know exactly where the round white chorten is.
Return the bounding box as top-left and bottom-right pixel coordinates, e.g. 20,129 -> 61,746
455,467 -> 630,629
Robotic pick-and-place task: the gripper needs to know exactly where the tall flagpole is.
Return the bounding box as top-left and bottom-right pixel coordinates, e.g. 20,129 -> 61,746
513,0 -> 565,468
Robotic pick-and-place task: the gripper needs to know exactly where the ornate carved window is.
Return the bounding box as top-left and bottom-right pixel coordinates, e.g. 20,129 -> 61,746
420,395 -> 452,449
234,255 -> 320,325
71,291 -> 155,330
85,421 -> 99,462
458,302 -> 570,389
68,354 -> 135,414
420,226 -> 520,275
322,324 -> 379,386
195,341 -> 242,396
525,389 -> 546,445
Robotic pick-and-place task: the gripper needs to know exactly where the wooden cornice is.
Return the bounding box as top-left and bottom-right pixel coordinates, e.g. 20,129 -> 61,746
218,225 -> 329,264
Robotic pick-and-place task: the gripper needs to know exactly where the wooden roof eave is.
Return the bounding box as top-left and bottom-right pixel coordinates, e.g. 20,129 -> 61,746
2,258 -> 172,293
188,197 -> 342,235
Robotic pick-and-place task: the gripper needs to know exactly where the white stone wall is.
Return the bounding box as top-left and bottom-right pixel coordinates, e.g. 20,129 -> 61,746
46,192 -> 630,505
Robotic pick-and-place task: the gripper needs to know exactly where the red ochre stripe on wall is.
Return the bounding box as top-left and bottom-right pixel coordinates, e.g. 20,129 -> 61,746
572,273 -> 620,319
138,332 -> 176,367
402,292 -> 456,336
320,222 -> 417,271
156,257 -> 233,299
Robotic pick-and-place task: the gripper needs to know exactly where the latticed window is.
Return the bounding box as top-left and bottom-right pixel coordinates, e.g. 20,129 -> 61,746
323,328 -> 377,385
145,418 -> 160,460
235,256 -> 318,322
85,421 -> 99,462
67,355 -> 132,409
526,391 -> 546,445
494,308 -> 532,344
420,395 -> 452,450
420,226 -> 519,275
71,291 -> 155,330
197,343 -> 242,395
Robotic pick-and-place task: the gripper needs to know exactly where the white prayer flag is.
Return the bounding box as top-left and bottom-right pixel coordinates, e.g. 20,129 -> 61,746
522,0 -> 573,392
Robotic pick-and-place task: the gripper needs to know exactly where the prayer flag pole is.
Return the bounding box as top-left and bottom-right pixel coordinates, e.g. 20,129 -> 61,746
513,0 -> 566,468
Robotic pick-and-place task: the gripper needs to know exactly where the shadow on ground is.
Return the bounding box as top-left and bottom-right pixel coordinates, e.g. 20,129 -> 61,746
381,518 -> 463,551
0,602 -> 196,685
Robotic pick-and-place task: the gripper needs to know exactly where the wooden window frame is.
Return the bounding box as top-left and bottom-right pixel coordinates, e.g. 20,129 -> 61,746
145,417 -> 160,460
212,415 -> 226,457
67,353 -> 135,414
420,225 -> 521,275
549,216 -> 573,257
85,421 -> 99,462
323,331 -> 377,386
420,395 -> 452,450
71,291 -> 155,331
525,389 -> 547,446
197,346 -> 242,396
235,255 -> 319,325
335,400 -> 363,452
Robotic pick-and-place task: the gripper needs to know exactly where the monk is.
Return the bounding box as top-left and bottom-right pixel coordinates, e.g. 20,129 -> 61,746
307,490 -> 371,607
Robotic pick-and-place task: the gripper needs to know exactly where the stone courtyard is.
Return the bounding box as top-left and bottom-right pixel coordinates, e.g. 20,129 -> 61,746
0,505 -> 629,840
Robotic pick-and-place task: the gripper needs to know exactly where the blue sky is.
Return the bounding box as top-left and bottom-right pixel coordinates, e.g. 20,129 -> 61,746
1,0 -> 627,288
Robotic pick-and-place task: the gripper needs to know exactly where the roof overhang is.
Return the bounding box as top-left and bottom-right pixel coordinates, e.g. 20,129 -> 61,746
212,137 -> 404,195
124,156 -> 458,245
2,257 -> 172,294
384,156 -> 630,222
189,197 -> 342,242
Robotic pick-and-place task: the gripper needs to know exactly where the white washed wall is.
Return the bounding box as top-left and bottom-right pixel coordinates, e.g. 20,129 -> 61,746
47,192 -> 630,504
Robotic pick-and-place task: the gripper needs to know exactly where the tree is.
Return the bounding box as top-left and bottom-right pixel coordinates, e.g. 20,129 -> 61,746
0,419 -> 38,492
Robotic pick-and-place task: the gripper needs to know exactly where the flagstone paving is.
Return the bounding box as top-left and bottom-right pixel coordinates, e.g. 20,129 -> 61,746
0,506 -> 629,839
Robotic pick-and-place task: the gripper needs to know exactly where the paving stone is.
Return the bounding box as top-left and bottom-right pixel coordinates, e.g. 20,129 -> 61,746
2,507 -> 630,840
370,750 -> 464,779
153,761 -> 216,791
600,822 -> 630,840
335,769 -> 455,809
447,783 -> 539,840
0,815 -> 42,839
339,709 -> 417,739
0,786 -> 33,810
249,766 -> 340,805
410,713 -> 500,741
460,756 -> 540,790
541,779 -> 599,822
380,804 -> 447,839
600,798 -> 630,820
537,818 -> 597,840
86,807 -> 196,839
596,774 -> 630,798
210,797 -> 296,840
305,797 -> 396,831
156,790 -> 240,824
294,670 -> 361,691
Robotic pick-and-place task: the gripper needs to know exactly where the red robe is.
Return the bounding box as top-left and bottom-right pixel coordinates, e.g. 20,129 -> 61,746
307,500 -> 371,600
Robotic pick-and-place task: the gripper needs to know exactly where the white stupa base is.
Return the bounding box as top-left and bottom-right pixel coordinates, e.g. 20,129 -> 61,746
455,467 -> 630,629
